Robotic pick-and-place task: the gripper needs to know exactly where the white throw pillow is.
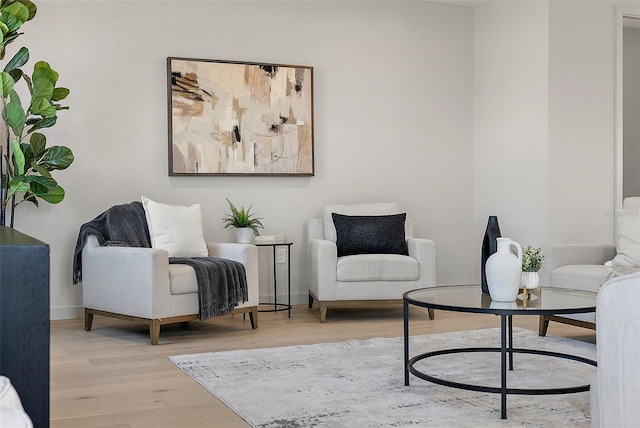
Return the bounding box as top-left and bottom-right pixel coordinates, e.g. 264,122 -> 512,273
141,196 -> 208,258
608,209 -> 640,268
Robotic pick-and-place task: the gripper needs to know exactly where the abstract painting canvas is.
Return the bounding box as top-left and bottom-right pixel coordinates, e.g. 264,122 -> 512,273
168,57 -> 314,176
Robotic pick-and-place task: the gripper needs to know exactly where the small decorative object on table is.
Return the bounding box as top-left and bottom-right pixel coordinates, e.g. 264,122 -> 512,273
481,216 -> 501,294
520,244 -> 545,300
486,237 -> 522,302
222,198 -> 265,244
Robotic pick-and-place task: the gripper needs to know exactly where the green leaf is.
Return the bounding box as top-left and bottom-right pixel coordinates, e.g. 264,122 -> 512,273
27,116 -> 55,133
16,0 -> 36,20
0,11 -> 22,32
7,68 -> 21,82
30,161 -> 50,178
19,141 -> 32,168
26,174 -> 57,191
29,132 -> 45,158
30,96 -> 56,117
32,61 -> 56,83
3,2 -> 29,23
32,77 -> 53,99
6,177 -> 29,199
38,184 -> 64,204
0,20 -> 8,35
42,145 -> 73,170
6,96 -> 25,136
10,139 -> 24,174
51,87 -> 69,102
0,71 -> 14,97
3,46 -> 27,72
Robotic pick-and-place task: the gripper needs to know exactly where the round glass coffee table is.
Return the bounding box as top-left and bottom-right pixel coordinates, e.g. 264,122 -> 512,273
403,285 -> 597,419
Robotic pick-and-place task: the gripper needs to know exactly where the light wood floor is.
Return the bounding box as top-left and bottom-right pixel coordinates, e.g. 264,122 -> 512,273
51,302 -> 596,427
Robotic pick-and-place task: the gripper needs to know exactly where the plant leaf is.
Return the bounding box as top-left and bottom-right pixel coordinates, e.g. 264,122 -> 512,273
51,87 -> 69,102
30,160 -> 50,178
6,176 -> 29,199
3,2 -> 29,23
6,95 -> 25,136
16,0 -> 36,20
0,11 -> 22,32
38,184 -> 64,204
27,116 -> 56,133
29,132 -> 45,158
0,70 -> 13,97
0,20 -> 8,35
30,96 -> 56,117
10,139 -> 24,174
42,145 -> 73,170
3,46 -> 27,72
32,77 -> 53,98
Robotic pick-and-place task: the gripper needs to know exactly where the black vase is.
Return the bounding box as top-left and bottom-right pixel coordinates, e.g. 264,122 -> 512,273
481,216 -> 501,294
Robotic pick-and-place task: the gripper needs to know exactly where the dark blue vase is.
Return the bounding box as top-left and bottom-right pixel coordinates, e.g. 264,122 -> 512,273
481,216 -> 501,294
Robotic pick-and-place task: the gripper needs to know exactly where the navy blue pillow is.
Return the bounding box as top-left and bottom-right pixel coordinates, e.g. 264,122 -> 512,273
332,213 -> 408,257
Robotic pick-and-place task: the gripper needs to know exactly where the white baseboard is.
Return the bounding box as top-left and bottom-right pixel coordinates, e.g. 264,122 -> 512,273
50,305 -> 84,320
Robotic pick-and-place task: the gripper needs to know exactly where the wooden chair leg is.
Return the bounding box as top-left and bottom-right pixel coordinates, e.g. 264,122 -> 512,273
428,308 -> 435,320
84,308 -> 94,331
150,319 -> 161,345
319,301 -> 327,323
308,293 -> 314,308
538,315 -> 549,336
248,306 -> 258,329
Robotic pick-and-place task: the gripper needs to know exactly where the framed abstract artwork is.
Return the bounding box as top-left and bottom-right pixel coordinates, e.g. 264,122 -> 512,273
167,57 -> 314,176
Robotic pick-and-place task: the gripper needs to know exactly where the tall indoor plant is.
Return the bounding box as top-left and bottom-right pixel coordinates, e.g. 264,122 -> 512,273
0,0 -> 72,228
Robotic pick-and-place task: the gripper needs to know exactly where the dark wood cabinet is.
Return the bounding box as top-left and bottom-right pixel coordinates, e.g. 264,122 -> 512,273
0,226 -> 50,428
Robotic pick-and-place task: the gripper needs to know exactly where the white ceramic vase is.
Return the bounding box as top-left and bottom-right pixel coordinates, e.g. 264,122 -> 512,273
521,271 -> 540,289
236,227 -> 255,244
486,237 -> 522,302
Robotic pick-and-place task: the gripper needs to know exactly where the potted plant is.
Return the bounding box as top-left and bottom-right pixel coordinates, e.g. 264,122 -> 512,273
0,0 -> 72,228
222,198 -> 264,243
521,244 -> 545,289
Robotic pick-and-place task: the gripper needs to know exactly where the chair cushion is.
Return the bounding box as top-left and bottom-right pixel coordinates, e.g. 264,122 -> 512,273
323,202 -> 402,242
332,213 -> 408,257
550,264 -> 611,293
336,254 -> 419,282
141,196 -> 208,257
168,264 -> 198,295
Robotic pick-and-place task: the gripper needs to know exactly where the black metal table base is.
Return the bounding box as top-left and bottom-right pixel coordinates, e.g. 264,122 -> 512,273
258,302 -> 292,314
404,305 -> 596,419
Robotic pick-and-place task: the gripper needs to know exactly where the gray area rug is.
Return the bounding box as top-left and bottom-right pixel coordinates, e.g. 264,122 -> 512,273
169,328 -> 596,427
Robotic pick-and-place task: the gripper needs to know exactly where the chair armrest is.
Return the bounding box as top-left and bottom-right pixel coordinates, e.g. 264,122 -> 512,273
407,238 -> 436,287
621,319 -> 640,425
207,243 -> 259,305
308,238 -> 338,300
539,244 -> 616,286
81,237 -> 171,318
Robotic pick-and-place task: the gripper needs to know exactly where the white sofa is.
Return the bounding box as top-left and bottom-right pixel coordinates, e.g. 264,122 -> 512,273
306,202 -> 436,322
590,272 -> 640,427
82,236 -> 259,344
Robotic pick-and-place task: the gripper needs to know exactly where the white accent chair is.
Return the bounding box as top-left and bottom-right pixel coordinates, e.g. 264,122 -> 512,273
306,203 -> 436,322
590,272 -> 640,428
82,236 -> 259,344
537,244 -> 615,335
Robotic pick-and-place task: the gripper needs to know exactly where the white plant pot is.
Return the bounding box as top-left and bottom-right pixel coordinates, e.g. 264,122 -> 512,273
521,271 -> 540,289
236,228 -> 255,244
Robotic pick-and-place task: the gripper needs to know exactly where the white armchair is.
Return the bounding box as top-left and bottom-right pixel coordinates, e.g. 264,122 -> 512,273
81,236 -> 259,345
590,272 -> 640,427
307,203 -> 436,322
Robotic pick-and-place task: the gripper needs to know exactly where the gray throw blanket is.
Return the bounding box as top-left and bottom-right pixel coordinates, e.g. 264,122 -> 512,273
73,201 -> 248,320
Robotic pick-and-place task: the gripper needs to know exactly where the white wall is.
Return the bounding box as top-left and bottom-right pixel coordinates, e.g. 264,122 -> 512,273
547,1 -> 615,245
473,1 -> 550,255
624,26 -> 640,198
11,1 -> 474,319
